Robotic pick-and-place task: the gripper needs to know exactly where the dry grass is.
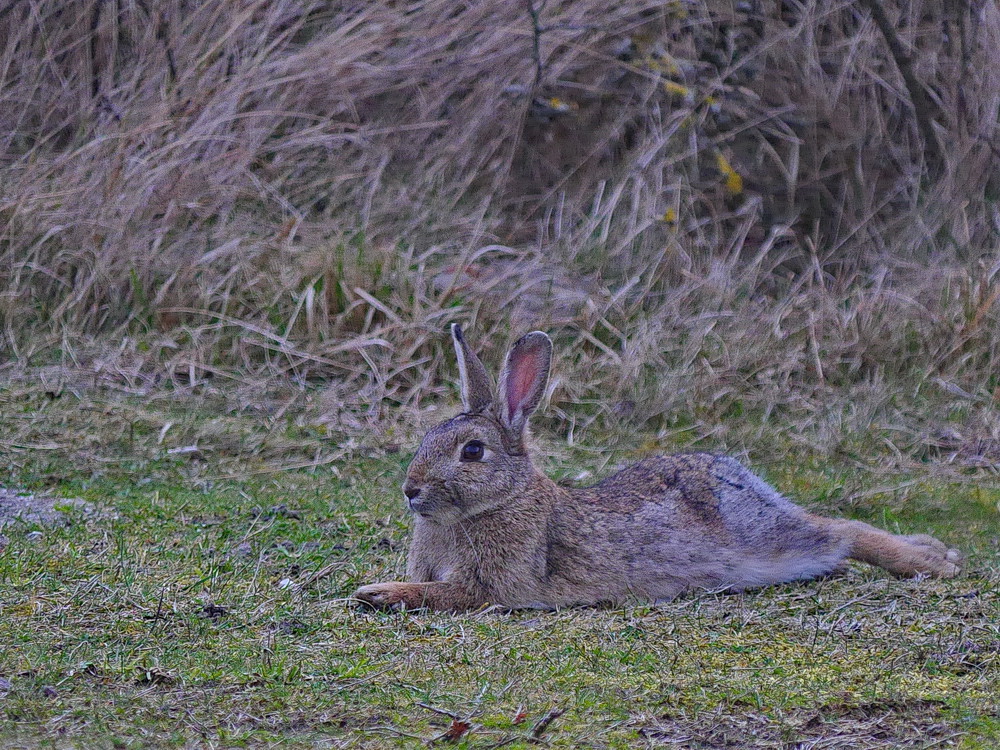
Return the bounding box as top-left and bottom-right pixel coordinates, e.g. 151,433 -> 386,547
1,0 -> 999,451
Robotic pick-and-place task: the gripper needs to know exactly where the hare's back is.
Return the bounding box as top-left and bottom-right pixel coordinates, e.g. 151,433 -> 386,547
544,453 -> 850,602
586,453 -> 829,551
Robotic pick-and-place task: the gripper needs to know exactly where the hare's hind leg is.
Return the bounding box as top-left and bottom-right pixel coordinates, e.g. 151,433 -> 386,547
817,517 -> 962,578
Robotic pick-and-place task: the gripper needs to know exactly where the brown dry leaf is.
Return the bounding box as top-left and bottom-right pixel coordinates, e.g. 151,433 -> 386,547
443,719 -> 471,742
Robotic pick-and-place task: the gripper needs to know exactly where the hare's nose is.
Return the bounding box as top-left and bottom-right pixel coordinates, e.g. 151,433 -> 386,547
403,484 -> 421,501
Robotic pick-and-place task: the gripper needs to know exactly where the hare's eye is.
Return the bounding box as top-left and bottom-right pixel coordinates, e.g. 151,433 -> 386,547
460,440 -> 485,462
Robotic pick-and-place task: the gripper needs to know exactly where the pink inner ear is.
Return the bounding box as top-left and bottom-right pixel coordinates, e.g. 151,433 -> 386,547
507,356 -> 537,417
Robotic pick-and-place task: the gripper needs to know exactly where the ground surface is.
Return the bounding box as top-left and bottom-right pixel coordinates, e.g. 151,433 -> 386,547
0,381 -> 998,748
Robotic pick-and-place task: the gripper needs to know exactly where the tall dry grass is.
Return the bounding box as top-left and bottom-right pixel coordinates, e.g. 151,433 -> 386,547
1,0 -> 999,452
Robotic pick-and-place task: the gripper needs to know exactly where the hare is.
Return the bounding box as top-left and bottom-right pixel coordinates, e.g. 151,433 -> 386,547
354,325 -> 962,611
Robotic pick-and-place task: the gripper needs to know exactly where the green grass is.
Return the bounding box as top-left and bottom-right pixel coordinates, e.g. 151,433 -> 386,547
1,384 -> 998,748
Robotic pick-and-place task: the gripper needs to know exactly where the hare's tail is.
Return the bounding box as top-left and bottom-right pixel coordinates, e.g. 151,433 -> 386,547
812,517 -> 962,578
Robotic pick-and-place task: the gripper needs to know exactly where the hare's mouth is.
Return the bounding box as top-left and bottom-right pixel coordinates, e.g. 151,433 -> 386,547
408,498 -> 433,515
406,497 -> 427,513
407,487 -> 464,521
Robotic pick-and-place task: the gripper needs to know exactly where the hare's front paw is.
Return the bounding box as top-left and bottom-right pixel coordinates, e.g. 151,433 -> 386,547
902,534 -> 963,578
353,582 -> 410,610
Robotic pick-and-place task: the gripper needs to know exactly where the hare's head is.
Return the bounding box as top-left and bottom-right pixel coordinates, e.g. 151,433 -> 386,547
402,325 -> 552,525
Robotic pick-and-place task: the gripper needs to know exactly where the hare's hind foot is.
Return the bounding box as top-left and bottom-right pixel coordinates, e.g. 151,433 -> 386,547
827,519 -> 963,578
894,534 -> 963,578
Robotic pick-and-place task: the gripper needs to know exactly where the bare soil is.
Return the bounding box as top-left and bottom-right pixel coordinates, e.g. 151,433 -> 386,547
0,488 -> 99,530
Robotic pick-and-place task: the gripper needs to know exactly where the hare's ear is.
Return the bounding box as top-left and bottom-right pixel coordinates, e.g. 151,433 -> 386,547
498,331 -> 552,439
451,324 -> 494,414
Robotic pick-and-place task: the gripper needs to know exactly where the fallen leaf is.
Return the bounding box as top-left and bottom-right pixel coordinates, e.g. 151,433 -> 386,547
443,719 -> 471,742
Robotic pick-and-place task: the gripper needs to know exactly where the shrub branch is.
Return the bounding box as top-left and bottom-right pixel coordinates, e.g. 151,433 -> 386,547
856,0 -> 944,176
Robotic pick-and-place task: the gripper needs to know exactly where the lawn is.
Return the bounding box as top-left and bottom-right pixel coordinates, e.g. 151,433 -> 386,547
1,382 -> 998,748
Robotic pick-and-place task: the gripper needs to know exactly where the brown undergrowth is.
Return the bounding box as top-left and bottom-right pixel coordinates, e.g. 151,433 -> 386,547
1,0 -> 999,448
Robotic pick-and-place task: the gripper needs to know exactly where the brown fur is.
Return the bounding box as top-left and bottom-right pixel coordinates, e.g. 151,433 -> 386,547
354,327 -> 962,611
